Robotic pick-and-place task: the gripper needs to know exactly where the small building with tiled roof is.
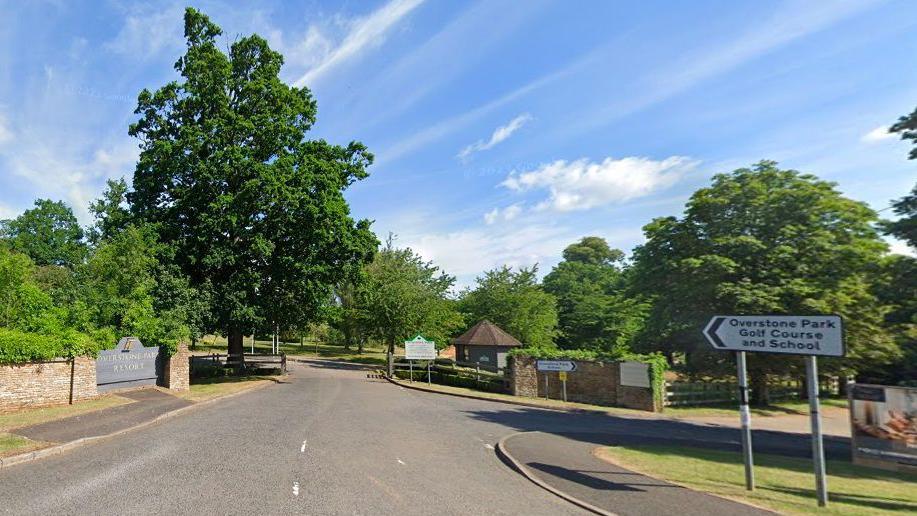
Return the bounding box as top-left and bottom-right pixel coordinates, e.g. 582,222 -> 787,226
451,320 -> 522,370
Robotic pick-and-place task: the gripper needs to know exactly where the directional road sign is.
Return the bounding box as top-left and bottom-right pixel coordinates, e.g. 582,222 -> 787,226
703,315 -> 844,357
536,360 -> 576,372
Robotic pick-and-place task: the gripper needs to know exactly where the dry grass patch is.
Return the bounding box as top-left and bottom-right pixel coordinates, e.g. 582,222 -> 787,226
0,395 -> 133,432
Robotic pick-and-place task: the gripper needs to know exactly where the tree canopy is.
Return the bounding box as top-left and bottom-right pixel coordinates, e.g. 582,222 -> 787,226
630,161 -> 897,401
544,237 -> 646,355
459,265 -> 558,348
127,8 -> 377,354
1,199 -> 86,268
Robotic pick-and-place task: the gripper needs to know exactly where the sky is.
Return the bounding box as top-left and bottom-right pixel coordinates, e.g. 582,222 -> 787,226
0,0 -> 915,288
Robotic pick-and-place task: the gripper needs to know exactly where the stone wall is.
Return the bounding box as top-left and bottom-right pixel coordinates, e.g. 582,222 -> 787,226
0,357 -> 98,411
160,343 -> 190,392
509,357 -> 660,412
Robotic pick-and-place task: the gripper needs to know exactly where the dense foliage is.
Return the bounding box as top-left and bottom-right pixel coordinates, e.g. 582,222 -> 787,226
459,266 -> 558,348
543,237 -> 646,354
1,199 -> 86,268
127,8 -> 376,355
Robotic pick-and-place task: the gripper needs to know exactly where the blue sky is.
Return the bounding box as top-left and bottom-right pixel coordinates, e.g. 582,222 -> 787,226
1,0 -> 915,288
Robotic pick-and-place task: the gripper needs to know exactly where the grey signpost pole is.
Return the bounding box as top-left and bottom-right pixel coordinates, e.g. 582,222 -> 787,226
806,356 -> 828,507
562,377 -> 567,402
736,351 -> 754,491
427,361 -> 432,386
409,360 -> 413,382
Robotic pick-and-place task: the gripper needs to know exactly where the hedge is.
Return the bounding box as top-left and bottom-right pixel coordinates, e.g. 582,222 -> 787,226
0,328 -> 104,364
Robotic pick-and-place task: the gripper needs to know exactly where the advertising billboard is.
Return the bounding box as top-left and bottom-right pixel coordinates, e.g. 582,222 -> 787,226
850,384 -> 917,472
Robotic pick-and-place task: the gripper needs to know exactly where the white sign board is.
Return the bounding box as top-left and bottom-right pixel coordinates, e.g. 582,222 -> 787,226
619,361 -> 650,388
703,315 -> 844,357
536,360 -> 576,372
404,335 -> 436,360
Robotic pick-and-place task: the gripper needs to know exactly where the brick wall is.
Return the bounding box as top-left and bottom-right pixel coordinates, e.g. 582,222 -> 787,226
509,357 -> 660,412
161,343 -> 190,392
0,357 -> 98,411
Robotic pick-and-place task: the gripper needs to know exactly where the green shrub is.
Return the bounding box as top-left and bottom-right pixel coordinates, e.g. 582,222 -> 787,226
0,327 -> 103,363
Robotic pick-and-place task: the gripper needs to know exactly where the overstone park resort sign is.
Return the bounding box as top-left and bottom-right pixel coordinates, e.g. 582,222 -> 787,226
96,337 -> 160,392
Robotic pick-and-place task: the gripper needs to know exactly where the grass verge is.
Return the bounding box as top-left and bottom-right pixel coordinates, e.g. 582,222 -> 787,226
663,398 -> 848,418
0,432 -> 47,457
595,445 -> 917,515
177,375 -> 278,403
0,395 -> 133,432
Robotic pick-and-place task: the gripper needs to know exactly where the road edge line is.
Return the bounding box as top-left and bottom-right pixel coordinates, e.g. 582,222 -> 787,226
0,378 -> 278,471
495,431 -> 617,516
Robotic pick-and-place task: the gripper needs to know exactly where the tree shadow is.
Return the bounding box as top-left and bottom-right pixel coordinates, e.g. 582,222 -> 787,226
462,406 -> 851,461
768,485 -> 917,512
526,462 -> 651,492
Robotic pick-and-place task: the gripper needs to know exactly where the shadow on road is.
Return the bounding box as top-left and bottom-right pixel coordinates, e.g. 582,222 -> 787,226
294,359 -> 380,371
527,462 -> 649,492
465,406 -> 851,461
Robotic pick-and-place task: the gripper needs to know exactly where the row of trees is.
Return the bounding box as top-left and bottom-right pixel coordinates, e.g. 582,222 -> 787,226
331,161 -> 915,399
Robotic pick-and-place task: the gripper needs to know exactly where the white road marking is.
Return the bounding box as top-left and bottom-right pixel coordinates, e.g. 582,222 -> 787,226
292,482 -> 300,497
396,458 -> 405,465
484,443 -> 494,450
300,440 -> 307,453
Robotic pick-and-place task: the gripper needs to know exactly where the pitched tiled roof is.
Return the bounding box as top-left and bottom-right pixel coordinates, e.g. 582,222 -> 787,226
452,320 -> 522,347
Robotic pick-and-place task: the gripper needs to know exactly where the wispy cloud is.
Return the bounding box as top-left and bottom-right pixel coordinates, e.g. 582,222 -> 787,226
483,203 -> 522,225
0,111 -> 13,144
501,156 -> 696,212
292,0 -> 425,88
458,114 -> 532,161
861,125 -> 895,143
105,4 -> 184,59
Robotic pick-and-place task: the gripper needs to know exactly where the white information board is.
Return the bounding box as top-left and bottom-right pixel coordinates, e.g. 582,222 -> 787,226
619,361 -> 650,388
404,335 -> 436,360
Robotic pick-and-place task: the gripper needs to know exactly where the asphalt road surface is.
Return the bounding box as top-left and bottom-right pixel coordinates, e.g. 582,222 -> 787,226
0,361 -> 848,515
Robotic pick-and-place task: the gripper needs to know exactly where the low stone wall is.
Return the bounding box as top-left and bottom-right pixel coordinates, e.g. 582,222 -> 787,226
0,357 -> 98,411
161,343 -> 190,392
509,356 -> 660,412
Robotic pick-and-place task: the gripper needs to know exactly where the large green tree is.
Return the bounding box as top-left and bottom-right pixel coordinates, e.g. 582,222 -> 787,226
127,9 -> 376,355
881,184 -> 917,250
87,178 -> 132,246
358,238 -> 463,353
1,199 -> 86,268
543,237 -> 646,355
631,161 -> 897,403
459,265 -> 558,348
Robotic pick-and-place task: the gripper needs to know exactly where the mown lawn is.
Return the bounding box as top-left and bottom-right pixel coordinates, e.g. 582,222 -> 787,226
0,395 -> 133,432
663,398 -> 848,418
596,445 -> 917,515
177,375 -> 280,403
192,335 -> 389,365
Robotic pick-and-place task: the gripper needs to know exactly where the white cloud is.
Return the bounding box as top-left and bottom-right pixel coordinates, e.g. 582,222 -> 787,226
293,0 -> 425,88
105,5 -> 184,59
501,156 -> 696,212
861,125 -> 895,143
458,114 -> 532,161
483,203 -> 522,225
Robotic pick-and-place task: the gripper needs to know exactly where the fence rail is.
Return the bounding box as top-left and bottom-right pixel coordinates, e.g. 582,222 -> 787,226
665,378 -> 840,406
391,359 -> 508,393
190,352 -> 286,374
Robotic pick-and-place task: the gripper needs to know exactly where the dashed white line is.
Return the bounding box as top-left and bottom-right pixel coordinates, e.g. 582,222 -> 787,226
292,482 -> 300,497
300,440 -> 307,453
396,458 -> 405,465
484,443 -> 494,450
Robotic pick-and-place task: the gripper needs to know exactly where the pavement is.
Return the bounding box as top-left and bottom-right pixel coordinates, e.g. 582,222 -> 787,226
0,360 -> 852,515
681,406 -> 850,437
13,389 -> 192,444
499,431 -> 771,516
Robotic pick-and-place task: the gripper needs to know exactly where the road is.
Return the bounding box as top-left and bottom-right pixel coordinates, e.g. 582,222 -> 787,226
0,361 -> 848,515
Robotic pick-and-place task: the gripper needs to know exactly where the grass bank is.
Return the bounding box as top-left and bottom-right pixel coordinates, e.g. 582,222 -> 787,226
596,445 -> 917,515
178,375 -> 280,403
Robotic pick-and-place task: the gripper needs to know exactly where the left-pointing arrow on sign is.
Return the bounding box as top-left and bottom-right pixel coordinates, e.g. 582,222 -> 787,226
703,316 -> 727,348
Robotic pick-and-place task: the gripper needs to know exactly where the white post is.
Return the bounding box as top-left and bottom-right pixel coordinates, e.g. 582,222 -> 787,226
409,360 -> 413,382
737,351 -> 754,491
251,330 -> 254,354
427,362 -> 432,386
562,378 -> 567,402
544,374 -> 549,400
806,356 -> 828,507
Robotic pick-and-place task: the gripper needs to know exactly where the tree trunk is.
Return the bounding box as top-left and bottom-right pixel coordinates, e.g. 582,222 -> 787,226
751,373 -> 770,406
228,327 -> 244,357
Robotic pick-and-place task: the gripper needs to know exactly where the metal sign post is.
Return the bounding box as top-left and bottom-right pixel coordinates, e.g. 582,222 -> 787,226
409,360 -> 414,382
736,351 -> 754,491
427,361 -> 432,386
544,374 -> 549,400
806,356 -> 828,507
559,371 -> 568,402
703,314 -> 843,506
